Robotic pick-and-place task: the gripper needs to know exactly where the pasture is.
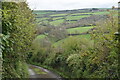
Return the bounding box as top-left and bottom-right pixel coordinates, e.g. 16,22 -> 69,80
67,26 -> 95,34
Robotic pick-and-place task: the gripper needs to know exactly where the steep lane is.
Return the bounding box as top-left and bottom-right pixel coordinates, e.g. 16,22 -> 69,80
29,65 -> 62,80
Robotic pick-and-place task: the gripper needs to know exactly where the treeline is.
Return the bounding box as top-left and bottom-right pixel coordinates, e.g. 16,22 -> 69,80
1,1 -> 36,79
29,11 -> 119,78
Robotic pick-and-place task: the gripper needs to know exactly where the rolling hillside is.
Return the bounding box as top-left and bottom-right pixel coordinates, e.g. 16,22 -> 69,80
33,8 -> 110,47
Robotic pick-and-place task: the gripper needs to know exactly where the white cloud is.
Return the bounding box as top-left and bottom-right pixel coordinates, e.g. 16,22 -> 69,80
26,0 -> 119,10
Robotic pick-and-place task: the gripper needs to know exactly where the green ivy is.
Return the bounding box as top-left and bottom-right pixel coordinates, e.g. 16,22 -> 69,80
2,2 -> 36,79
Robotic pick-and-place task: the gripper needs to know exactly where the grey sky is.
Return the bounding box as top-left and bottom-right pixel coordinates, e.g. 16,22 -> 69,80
27,0 -> 119,10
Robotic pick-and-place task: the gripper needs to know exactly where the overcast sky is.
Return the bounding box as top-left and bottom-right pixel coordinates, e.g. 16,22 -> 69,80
27,0 -> 119,10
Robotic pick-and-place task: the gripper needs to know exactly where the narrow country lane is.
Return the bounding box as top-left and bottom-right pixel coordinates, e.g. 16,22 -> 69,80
28,65 -> 62,80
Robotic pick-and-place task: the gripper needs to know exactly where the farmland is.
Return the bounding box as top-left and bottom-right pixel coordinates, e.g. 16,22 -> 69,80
34,9 -> 110,26
33,8 -> 110,46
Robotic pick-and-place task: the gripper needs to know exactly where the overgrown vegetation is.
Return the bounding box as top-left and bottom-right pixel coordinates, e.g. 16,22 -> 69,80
1,2 -> 36,79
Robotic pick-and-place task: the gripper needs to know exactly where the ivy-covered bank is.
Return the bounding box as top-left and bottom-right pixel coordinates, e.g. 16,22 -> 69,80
1,2 -> 36,79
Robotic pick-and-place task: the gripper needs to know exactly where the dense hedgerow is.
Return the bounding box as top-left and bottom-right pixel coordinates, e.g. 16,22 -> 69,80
2,2 -> 36,78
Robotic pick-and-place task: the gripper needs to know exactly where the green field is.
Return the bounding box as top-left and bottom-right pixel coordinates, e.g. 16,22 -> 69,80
67,26 -> 95,34
50,19 -> 64,26
53,34 -> 92,47
53,17 -> 64,20
66,15 -> 91,20
75,34 -> 91,39
70,11 -> 109,16
93,11 -> 109,15
70,13 -> 93,15
50,14 -> 67,17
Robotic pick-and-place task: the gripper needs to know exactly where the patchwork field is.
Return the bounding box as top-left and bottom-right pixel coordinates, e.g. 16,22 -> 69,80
33,8 -> 110,48
34,9 -> 110,26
